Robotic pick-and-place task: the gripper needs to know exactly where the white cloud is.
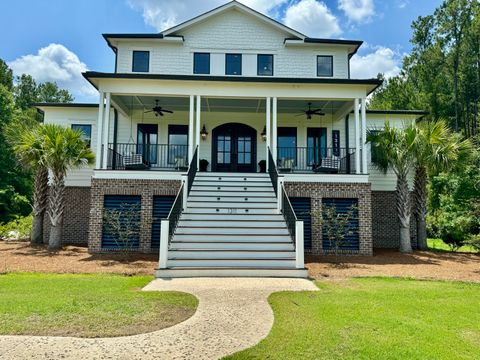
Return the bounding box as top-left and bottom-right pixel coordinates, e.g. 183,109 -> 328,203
350,47 -> 401,79
127,0 -> 289,32
284,0 -> 341,37
338,0 -> 375,23
8,43 -> 97,101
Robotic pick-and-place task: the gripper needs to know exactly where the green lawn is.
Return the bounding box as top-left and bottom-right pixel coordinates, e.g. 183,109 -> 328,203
428,238 -> 479,253
227,278 -> 480,360
0,273 -> 198,337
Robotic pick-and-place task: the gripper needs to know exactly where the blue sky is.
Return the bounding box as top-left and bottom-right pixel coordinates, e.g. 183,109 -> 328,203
0,0 -> 440,102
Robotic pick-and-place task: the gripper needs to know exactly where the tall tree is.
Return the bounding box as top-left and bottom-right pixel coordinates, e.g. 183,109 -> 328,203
368,123 -> 418,252
0,59 -> 13,91
41,124 -> 94,250
413,120 -> 472,250
37,82 -> 74,103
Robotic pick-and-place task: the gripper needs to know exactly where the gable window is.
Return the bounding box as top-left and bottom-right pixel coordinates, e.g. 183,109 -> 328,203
226,54 -> 242,75
71,124 -> 92,148
317,55 -> 333,77
257,54 -> 273,76
194,53 -> 210,74
132,51 -> 149,72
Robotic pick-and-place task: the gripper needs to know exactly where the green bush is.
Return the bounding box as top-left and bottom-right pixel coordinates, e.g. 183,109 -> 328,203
0,215 -> 32,240
465,235 -> 480,251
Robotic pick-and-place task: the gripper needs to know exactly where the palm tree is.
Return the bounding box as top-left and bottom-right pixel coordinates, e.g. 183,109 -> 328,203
413,120 -> 472,250
41,124 -> 94,250
6,113 -> 48,244
368,123 -> 418,253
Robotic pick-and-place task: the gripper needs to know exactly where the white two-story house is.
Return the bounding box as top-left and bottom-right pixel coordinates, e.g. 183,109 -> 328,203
36,1 -> 426,277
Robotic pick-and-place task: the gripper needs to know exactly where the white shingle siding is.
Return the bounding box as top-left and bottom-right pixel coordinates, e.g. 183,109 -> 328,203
115,9 -> 350,78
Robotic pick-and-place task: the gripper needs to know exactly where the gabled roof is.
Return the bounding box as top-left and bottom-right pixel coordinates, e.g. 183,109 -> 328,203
161,1 -> 305,39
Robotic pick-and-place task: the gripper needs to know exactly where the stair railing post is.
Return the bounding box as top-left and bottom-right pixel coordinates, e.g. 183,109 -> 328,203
295,220 -> 304,269
159,219 -> 170,269
277,177 -> 283,213
182,176 -> 188,210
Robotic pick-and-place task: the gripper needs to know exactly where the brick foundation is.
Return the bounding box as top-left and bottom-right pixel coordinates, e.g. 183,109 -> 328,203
42,187 -> 91,246
88,178 -> 182,253
284,182 -> 373,255
371,191 -> 417,249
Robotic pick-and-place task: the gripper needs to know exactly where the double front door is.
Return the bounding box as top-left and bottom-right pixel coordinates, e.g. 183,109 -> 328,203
212,123 -> 257,172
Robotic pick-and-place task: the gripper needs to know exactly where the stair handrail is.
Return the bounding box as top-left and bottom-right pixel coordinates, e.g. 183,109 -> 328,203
267,147 -> 279,196
187,145 -> 198,195
158,181 -> 184,269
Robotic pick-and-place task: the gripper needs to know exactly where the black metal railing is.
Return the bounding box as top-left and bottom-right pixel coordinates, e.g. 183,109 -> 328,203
281,184 -> 297,247
276,147 -> 356,174
107,143 -> 188,171
187,146 -> 198,195
166,183 -> 184,244
268,147 -> 279,196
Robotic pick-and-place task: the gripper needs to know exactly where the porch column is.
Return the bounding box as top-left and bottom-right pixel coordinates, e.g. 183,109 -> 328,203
354,98 -> 361,174
95,92 -> 105,169
195,95 -> 201,169
188,95 -> 194,162
101,92 -> 111,169
361,97 -> 368,174
266,97 -> 271,170
272,97 -> 278,163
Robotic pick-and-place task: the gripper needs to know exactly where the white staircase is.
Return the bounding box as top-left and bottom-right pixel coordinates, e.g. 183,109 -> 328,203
155,172 -> 308,278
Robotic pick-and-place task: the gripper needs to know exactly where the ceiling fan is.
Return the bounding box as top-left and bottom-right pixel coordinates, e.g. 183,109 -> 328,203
144,99 -> 174,117
296,102 -> 325,120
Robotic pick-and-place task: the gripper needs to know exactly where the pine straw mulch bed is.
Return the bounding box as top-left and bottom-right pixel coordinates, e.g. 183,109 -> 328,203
1,241 -> 479,282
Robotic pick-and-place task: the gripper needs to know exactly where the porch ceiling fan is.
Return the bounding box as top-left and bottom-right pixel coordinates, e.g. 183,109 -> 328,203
296,102 -> 325,120
144,99 -> 174,117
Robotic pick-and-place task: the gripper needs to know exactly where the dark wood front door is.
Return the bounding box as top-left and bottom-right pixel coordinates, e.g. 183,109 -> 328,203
212,123 -> 257,172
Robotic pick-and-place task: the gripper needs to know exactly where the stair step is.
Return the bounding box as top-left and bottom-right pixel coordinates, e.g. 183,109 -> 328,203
175,227 -> 289,235
194,177 -> 271,183
191,185 -> 273,191
167,259 -> 296,268
186,208 -> 279,214
196,172 -> 269,178
173,234 -> 292,241
193,180 -> 272,186
188,195 -> 276,202
155,268 -> 308,278
169,250 -> 296,259
170,242 -> 294,250
177,220 -> 286,227
181,213 -> 284,221
187,202 -> 277,209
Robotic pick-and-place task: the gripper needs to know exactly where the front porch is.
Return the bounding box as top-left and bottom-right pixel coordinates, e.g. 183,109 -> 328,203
97,95 -> 369,176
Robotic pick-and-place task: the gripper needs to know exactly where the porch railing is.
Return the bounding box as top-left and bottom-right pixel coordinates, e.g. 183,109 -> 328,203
107,143 -> 188,171
276,147 -> 356,174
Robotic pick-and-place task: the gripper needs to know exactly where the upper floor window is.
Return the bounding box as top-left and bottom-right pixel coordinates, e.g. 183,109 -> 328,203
257,54 -> 273,76
71,124 -> 92,148
193,53 -> 210,74
132,51 -> 149,72
226,54 -> 242,75
317,55 -> 333,77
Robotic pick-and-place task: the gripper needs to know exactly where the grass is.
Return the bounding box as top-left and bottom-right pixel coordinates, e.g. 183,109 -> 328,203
227,278 -> 480,360
0,273 -> 198,337
428,238 -> 479,253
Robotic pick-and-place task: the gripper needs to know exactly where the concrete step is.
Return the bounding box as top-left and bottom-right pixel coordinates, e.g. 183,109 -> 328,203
175,227 -> 290,235
169,250 -> 296,259
167,258 -> 296,268
173,234 -> 292,242
170,241 -> 294,250
155,268 -> 308,278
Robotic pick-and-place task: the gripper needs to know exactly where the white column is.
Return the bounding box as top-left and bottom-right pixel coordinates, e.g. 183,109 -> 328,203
195,95 -> 201,169
95,92 -> 105,169
266,97 -> 271,170
188,95 -> 194,162
158,220 -> 169,269
101,92 -> 111,169
272,97 -> 278,163
354,98 -> 361,174
361,97 -> 368,174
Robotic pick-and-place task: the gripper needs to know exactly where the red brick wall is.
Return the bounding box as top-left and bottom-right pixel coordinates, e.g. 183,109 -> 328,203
88,178 -> 182,253
42,187 -> 91,246
284,182 -> 372,255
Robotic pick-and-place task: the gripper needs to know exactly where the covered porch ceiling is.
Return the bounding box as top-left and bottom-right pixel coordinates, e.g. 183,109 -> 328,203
112,95 -> 354,119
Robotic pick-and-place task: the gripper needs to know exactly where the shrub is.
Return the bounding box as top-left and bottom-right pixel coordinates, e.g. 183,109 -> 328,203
0,215 -> 32,241
465,235 -> 480,251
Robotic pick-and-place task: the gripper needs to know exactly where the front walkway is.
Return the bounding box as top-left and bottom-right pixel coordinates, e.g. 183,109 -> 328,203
0,278 -> 318,360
